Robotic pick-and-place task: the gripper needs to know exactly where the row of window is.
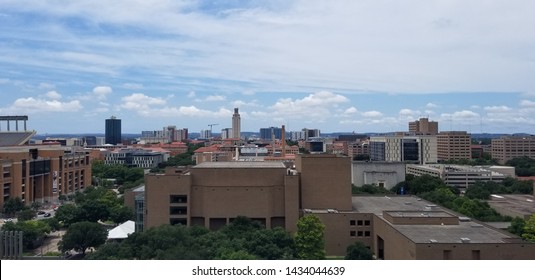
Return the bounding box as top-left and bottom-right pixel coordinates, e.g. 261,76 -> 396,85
350,220 -> 371,226
350,230 -> 371,237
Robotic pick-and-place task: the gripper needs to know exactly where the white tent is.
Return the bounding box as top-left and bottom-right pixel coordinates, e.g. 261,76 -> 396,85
107,220 -> 135,239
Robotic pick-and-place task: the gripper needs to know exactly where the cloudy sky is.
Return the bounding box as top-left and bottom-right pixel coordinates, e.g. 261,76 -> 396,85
1,0 -> 534,134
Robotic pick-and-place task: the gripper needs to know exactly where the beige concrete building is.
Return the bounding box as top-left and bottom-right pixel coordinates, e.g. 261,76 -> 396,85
0,145 -> 92,207
437,131 -> 472,161
409,118 -> 438,135
143,154 -> 535,259
369,135 -> 437,164
491,135 -> 535,164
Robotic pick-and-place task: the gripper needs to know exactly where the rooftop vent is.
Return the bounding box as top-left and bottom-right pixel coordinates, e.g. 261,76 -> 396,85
460,237 -> 471,243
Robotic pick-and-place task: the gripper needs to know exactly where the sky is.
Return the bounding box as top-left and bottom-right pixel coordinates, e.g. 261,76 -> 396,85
1,0 -> 534,135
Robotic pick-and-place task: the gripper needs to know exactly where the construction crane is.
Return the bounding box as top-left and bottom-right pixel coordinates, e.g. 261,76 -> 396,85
208,124 -> 219,131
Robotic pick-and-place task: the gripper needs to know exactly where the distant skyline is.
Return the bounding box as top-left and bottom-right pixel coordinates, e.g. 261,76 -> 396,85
1,1 -> 534,134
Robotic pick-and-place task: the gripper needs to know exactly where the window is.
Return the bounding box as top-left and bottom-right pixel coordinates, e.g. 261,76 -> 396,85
169,206 -> 187,215
170,195 -> 188,204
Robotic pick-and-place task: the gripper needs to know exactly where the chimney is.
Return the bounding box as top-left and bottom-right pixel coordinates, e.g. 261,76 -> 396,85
282,125 -> 286,157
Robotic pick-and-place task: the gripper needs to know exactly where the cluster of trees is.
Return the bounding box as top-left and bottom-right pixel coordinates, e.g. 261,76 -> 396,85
92,160 -> 144,193
55,187 -> 133,227
508,215 -> 535,242
81,215 -> 370,260
352,184 -> 392,195
150,142 -> 206,172
2,220 -> 51,250
464,178 -> 533,200
392,175 -> 510,222
88,216 -> 297,260
506,157 -> 535,176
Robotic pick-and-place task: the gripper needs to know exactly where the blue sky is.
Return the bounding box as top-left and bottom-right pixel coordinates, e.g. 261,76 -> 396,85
1,0 -> 534,134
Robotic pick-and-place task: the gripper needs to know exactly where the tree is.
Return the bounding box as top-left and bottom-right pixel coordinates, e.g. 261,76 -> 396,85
17,208 -> 36,221
2,197 -> 25,215
345,241 -> 373,260
522,214 -> 535,242
109,205 -> 134,224
58,221 -> 108,256
54,203 -> 83,227
295,215 -> 326,260
508,217 -> 526,237
2,220 -> 51,250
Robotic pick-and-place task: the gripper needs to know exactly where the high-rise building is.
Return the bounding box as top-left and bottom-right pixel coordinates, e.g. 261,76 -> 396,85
260,127 -> 282,140
369,135 -> 437,164
491,135 -> 535,164
232,108 -> 241,139
221,128 -> 232,140
437,131 -> 472,161
409,118 -> 438,135
105,116 -> 121,145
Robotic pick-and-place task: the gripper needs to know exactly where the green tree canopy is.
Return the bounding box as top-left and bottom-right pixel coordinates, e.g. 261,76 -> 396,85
2,220 -> 51,250
522,214 -> 535,242
295,215 -> 326,260
2,197 -> 25,215
58,221 -> 108,256
345,241 -> 373,260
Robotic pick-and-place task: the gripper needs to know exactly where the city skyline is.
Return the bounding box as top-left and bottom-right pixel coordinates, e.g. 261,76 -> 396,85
1,1 -> 535,134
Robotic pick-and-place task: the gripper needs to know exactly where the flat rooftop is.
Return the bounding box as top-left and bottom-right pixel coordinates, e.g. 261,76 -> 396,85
194,161 -> 286,169
353,196 -> 519,244
352,195 -> 437,214
487,194 -> 535,217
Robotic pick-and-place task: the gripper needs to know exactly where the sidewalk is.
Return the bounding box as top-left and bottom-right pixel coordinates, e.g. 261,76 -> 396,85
33,230 -> 65,256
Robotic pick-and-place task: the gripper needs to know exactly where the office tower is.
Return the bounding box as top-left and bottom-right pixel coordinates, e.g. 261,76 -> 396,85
105,116 -> 121,145
437,131 -> 472,161
409,118 -> 438,135
232,108 -> 241,139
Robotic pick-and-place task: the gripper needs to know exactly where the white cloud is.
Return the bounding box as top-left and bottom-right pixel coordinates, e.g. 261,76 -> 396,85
93,86 -> 112,100
344,107 -> 358,114
520,100 -> 535,108
205,95 -> 226,102
441,110 -> 480,121
399,109 -> 420,116
7,97 -> 82,113
362,111 -> 383,118
38,82 -> 55,89
121,93 -> 166,110
45,90 -> 62,100
484,105 -> 512,112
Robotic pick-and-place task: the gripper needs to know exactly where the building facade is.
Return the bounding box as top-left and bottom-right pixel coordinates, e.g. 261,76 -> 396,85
491,135 -> 535,164
409,117 -> 438,135
105,116 -> 121,145
437,131 -> 472,161
369,135 -> 437,164
0,146 -> 92,207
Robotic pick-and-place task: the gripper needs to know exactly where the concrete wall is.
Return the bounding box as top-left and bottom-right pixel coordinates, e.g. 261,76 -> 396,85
297,155 -> 352,211
352,162 -> 406,189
